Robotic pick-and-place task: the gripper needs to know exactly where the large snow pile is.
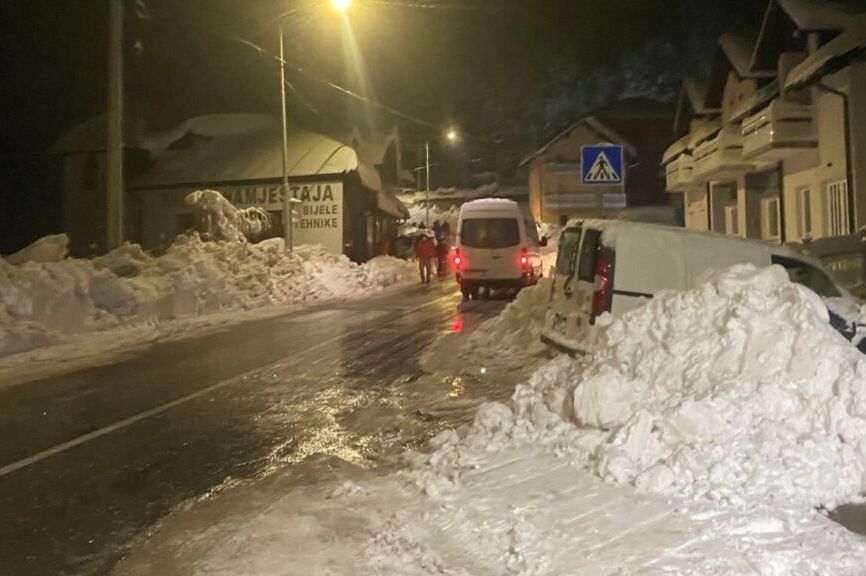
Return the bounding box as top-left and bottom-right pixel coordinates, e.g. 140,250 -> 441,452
4,234 -> 69,265
0,235 -> 415,359
466,279 -> 552,360
411,265 -> 866,512
184,189 -> 272,243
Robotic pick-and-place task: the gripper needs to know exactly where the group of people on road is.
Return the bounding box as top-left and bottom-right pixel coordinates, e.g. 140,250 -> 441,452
413,219 -> 451,283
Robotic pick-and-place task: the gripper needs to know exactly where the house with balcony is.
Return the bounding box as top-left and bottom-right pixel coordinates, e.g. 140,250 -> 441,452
662,0 -> 866,294
664,31 -> 781,240
520,99 -> 674,226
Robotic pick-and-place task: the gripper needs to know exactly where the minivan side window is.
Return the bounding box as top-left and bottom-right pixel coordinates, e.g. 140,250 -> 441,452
771,255 -> 841,298
577,229 -> 601,281
555,228 -> 581,276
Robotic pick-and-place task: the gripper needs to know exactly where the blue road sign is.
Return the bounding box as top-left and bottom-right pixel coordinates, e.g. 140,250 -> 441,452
581,145 -> 624,185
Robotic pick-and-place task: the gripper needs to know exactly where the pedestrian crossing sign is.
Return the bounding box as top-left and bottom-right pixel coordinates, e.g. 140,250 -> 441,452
581,145 -> 624,185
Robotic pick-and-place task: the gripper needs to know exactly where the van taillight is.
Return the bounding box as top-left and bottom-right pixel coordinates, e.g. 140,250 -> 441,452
591,252 -> 613,322
453,249 -> 463,268
519,247 -> 529,267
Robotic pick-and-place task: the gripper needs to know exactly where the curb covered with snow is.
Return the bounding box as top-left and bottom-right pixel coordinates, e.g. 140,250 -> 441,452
0,234 -> 415,359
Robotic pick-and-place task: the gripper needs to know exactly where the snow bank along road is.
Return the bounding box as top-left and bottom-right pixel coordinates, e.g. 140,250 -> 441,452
0,279 -> 514,576
113,266 -> 866,576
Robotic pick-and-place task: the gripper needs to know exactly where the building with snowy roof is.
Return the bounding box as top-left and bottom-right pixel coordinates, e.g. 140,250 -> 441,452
519,99 -> 675,226
661,0 -> 866,295
52,114 -> 409,262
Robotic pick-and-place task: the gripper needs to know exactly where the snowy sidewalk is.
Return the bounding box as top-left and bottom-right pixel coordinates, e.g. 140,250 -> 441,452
114,445 -> 865,576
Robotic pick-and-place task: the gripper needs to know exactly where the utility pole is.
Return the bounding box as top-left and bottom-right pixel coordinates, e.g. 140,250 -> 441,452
425,141 -> 430,225
279,24 -> 293,253
106,0 -> 124,250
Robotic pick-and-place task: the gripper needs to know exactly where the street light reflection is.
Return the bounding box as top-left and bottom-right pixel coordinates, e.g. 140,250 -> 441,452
451,314 -> 464,334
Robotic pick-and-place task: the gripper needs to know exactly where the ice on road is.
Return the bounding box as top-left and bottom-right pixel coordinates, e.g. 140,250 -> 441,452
115,265 -> 866,575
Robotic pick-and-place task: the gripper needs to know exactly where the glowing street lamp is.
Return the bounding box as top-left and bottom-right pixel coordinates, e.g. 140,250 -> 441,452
279,0 -> 352,253
424,128 -> 460,224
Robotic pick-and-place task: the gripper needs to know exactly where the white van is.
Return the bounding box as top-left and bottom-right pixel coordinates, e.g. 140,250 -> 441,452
543,219 -> 860,354
454,199 -> 544,300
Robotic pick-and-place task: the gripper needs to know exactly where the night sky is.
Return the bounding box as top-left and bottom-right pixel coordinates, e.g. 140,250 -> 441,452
1,0 -> 767,253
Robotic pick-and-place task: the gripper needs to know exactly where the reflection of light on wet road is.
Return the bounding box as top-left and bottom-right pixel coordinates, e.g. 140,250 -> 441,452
450,315 -> 464,334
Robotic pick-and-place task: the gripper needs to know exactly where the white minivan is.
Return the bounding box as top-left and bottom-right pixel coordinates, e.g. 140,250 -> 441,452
542,219 -> 863,354
453,199 -> 544,300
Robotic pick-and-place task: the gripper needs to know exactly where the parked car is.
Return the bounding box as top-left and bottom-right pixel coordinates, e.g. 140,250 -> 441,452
542,219 -> 865,354
453,199 -> 545,300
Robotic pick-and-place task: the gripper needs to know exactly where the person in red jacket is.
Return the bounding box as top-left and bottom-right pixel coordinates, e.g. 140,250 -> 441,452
414,228 -> 437,283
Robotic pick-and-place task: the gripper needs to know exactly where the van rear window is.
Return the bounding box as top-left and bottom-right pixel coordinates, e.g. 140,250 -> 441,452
555,228 -> 581,275
577,229 -> 601,281
460,218 -> 520,249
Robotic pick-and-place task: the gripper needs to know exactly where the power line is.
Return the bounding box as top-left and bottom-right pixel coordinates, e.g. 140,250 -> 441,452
153,3 -> 488,142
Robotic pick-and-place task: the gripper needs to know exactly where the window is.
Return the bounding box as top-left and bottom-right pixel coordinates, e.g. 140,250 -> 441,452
555,228 -> 581,276
827,180 -> 850,236
577,229 -> 601,281
771,255 -> 840,298
460,218 -> 520,249
798,186 -> 812,237
761,197 -> 780,240
724,205 -> 738,236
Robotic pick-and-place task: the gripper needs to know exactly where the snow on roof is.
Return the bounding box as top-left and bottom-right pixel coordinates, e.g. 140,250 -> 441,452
139,114 -> 276,152
719,33 -> 775,79
51,116 -> 109,154
786,13 -> 866,89
132,116 -> 364,189
462,198 -> 518,208
730,79 -> 780,122
682,78 -> 720,115
778,0 -> 850,30
691,118 -> 723,146
662,134 -> 691,165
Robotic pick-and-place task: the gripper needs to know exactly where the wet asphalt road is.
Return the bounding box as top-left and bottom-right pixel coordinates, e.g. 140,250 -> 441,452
0,280 -> 509,576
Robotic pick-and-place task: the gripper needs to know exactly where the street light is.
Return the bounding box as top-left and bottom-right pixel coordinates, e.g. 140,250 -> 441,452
279,1 -> 351,254
425,128 -> 460,225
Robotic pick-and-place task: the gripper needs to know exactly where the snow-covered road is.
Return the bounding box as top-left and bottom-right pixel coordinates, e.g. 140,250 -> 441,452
112,266 -> 866,576
0,280 -> 526,576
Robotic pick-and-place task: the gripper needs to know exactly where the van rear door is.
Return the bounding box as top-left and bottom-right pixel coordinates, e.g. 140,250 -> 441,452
545,226 -> 581,341
459,216 -> 522,280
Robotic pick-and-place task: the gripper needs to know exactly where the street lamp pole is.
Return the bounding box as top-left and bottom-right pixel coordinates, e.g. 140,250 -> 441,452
425,141 -> 431,225
106,0 -> 124,250
279,23 -> 293,254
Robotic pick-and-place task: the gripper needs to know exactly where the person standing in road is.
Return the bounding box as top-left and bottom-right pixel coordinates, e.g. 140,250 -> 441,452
414,229 -> 437,283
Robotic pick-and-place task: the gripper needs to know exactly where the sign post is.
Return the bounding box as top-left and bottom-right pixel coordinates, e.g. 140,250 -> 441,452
582,145 -> 626,214
581,145 -> 624,186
